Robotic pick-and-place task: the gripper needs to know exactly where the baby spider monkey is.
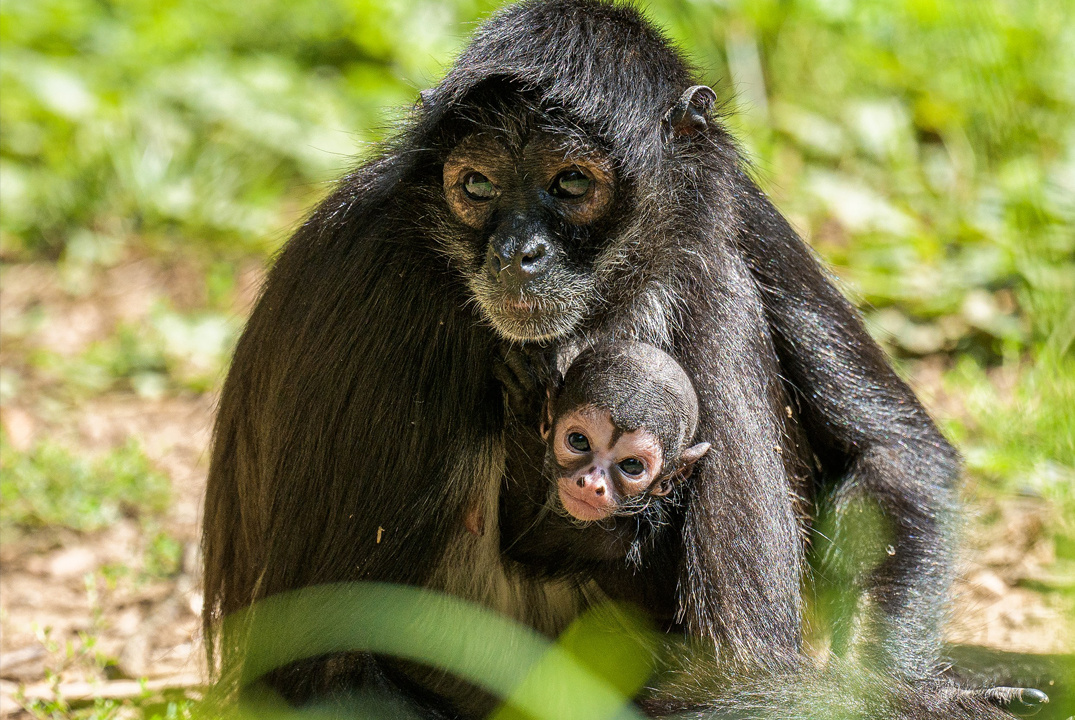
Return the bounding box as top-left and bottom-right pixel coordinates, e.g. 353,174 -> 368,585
492,341 -> 710,593
541,342 -> 710,523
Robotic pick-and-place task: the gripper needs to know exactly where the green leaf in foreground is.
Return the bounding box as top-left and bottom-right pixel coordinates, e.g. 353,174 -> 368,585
209,583 -> 652,720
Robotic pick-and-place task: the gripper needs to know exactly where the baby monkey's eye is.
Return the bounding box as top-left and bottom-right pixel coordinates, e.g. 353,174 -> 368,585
549,169 -> 590,199
462,172 -> 495,200
618,458 -> 645,476
567,432 -> 590,452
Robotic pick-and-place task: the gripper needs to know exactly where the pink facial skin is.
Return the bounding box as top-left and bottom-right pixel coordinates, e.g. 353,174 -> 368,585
549,406 -> 665,522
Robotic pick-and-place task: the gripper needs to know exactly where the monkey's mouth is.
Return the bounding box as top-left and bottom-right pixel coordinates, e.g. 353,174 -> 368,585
467,264 -> 595,341
500,297 -> 537,313
557,483 -> 613,523
491,296 -> 583,341
472,283 -> 589,342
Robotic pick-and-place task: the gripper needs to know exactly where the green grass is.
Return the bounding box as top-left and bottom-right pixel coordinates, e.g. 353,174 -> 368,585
6,305 -> 240,400
943,352 -> 1075,548
20,692 -> 195,720
0,435 -> 171,535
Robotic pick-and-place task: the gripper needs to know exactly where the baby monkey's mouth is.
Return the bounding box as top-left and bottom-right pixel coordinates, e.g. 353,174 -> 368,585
557,480 -> 612,522
555,479 -> 665,523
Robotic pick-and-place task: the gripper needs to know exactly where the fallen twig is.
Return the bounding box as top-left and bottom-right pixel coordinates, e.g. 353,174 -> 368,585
4,673 -> 203,703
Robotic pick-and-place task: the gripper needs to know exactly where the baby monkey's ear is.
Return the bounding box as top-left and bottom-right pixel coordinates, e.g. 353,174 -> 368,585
674,441 -> 711,482
652,441 -> 711,497
539,387 -> 555,441
651,477 -> 675,497
539,370 -> 565,441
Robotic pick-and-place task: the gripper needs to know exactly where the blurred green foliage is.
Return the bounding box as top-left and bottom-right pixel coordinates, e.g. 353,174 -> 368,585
0,434 -> 170,535
0,0 -> 502,256
217,584 -> 650,720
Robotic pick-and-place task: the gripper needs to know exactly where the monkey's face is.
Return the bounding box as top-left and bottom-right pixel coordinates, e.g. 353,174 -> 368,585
545,405 -> 668,522
442,131 -> 617,342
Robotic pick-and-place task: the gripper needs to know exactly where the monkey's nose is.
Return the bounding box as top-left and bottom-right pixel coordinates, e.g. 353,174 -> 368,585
577,470 -> 607,496
514,239 -> 549,280
488,237 -> 553,289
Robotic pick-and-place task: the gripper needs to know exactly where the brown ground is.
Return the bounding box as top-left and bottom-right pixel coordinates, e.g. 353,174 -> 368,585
0,259 -> 1070,716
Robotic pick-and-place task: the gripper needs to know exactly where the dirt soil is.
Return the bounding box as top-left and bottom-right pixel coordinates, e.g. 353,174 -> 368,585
0,259 -> 1070,716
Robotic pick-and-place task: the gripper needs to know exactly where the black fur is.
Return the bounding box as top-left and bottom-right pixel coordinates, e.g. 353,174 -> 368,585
203,1 -> 1009,717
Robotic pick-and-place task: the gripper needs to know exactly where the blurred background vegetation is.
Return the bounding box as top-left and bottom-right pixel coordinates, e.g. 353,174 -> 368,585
1,0 -> 1072,717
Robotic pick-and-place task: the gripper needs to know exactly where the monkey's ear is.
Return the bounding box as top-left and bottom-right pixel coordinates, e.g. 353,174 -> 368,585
651,478 -> 674,497
665,85 -> 717,136
415,88 -> 435,110
674,441 -> 711,480
539,387 -> 555,441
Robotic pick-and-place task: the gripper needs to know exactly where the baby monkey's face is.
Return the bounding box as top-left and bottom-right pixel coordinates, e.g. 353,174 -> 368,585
547,405 -> 669,522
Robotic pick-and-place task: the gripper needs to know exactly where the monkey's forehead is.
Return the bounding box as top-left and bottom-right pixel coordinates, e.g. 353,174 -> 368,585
413,0 -> 696,176
559,404 -> 657,441
556,404 -> 665,457
580,343 -> 696,393
560,344 -> 699,439
559,404 -> 614,428
446,128 -> 611,166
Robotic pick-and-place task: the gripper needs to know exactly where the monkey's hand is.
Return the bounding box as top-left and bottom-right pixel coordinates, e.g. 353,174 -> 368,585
494,344 -> 552,427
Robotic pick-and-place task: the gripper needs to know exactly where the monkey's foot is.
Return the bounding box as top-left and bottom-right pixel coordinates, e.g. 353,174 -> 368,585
969,686 -> 1049,717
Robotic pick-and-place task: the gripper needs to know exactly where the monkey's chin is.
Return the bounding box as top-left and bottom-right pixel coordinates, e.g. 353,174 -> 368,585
470,275 -> 592,342
481,300 -> 584,342
558,485 -> 613,523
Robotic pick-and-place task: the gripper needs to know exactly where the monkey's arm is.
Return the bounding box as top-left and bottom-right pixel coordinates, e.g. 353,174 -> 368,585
671,241 -> 805,670
202,175 -> 510,706
735,177 -> 960,679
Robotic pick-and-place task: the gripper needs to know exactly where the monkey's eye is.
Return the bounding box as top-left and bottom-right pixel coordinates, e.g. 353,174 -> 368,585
549,169 -> 591,199
618,458 -> 645,476
567,432 -> 590,452
462,172 -> 495,201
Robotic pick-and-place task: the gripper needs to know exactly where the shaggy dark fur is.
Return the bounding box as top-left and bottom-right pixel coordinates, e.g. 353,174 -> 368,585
202,1 -> 1019,717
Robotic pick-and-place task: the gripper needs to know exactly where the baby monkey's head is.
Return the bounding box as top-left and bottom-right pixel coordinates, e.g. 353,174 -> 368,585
544,342 -> 710,522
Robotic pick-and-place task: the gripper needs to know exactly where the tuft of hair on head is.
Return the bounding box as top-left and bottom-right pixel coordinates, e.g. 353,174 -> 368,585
556,341 -> 699,463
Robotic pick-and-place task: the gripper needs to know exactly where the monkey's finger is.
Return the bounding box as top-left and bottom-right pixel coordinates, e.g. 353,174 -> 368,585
503,347 -> 539,393
492,360 -> 522,403
975,686 -> 1049,716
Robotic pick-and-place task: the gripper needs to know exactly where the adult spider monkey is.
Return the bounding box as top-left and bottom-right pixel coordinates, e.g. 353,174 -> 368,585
202,0 -> 1045,716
